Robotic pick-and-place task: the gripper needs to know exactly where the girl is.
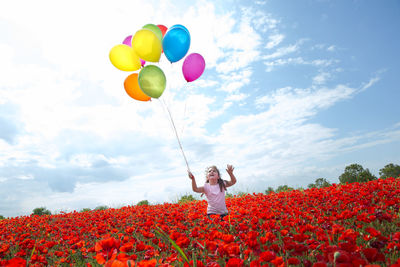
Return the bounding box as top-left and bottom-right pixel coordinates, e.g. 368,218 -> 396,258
188,164 -> 237,219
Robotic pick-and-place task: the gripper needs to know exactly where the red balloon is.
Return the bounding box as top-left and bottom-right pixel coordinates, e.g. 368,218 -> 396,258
157,25 -> 168,38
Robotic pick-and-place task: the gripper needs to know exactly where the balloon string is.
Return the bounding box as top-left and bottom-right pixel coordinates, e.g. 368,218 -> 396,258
159,98 -> 191,172
181,99 -> 187,136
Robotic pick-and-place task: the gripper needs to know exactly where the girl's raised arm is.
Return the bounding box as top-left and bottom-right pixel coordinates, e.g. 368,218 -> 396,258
225,164 -> 237,187
188,171 -> 205,193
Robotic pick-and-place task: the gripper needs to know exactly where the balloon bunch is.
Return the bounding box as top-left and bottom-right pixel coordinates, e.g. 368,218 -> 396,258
109,23 -> 206,102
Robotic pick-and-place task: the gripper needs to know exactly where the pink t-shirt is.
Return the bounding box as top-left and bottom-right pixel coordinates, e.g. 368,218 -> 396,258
203,182 -> 228,214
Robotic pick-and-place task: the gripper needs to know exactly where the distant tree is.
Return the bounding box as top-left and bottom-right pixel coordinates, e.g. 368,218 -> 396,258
276,185 -> 294,193
32,207 -> 51,216
308,178 -> 332,189
339,164 -> 377,184
226,192 -> 234,198
379,163 -> 400,179
137,200 -> 149,206
307,183 -> 316,189
265,187 -> 275,194
80,208 -> 92,212
95,205 -> 109,211
0,215 -> 5,220
178,194 -> 196,204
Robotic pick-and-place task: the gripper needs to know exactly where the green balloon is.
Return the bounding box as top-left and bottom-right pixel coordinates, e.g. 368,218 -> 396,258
138,65 -> 166,98
142,24 -> 163,41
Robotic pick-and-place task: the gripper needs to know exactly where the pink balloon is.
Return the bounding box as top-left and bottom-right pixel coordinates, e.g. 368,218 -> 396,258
122,35 -> 132,47
182,53 -> 205,82
124,35 -> 145,67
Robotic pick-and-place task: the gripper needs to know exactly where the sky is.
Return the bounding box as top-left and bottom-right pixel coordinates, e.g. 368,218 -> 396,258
0,0 -> 399,217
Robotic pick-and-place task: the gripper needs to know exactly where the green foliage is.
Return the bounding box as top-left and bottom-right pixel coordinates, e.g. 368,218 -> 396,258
379,163 -> 400,179
137,200 -> 149,206
276,185 -> 294,193
308,178 -> 332,189
339,163 -> 377,184
236,191 -> 248,196
80,208 -> 92,212
0,215 -> 5,220
226,192 -> 234,198
32,207 -> 51,216
307,183 -> 316,189
94,205 -> 109,211
178,194 -> 196,204
265,187 -> 274,194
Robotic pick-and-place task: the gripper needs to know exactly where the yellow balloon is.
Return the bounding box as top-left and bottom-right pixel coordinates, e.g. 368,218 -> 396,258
132,29 -> 162,62
109,44 -> 141,71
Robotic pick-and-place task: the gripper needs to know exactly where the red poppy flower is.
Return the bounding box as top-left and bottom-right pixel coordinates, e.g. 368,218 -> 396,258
226,258 -> 243,267
95,237 -> 120,264
249,260 -> 261,267
260,251 -> 276,262
120,242 -> 133,252
271,256 -> 284,266
0,243 -> 10,255
288,257 -> 301,265
312,262 -> 327,267
137,259 -> 157,267
363,247 -> 378,262
4,257 -> 27,266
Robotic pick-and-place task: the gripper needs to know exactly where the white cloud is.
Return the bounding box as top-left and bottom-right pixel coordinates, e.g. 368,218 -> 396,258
17,174 -> 34,180
327,45 -> 336,52
312,72 -> 331,85
360,76 -> 380,92
264,57 -> 338,72
263,43 -> 300,60
241,6 -> 280,33
219,69 -> 252,93
265,34 -> 285,49
311,44 -> 337,52
225,93 -> 248,102
255,84 -> 357,120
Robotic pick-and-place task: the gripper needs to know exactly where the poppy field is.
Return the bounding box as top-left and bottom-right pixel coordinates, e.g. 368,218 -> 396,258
1,178 -> 400,267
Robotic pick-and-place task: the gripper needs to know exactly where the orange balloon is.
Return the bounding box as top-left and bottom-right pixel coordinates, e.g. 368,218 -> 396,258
124,73 -> 151,101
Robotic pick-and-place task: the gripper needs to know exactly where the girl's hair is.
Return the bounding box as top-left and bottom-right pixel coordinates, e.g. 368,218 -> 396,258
205,165 -> 227,192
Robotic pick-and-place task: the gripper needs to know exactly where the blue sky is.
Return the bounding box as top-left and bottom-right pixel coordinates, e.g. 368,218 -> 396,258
0,0 -> 399,217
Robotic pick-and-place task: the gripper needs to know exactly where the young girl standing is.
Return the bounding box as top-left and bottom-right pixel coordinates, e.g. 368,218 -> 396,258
188,164 -> 237,219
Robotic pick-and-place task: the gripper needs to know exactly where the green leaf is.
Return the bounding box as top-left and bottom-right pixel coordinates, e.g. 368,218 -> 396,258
192,250 -> 197,267
154,226 -> 190,264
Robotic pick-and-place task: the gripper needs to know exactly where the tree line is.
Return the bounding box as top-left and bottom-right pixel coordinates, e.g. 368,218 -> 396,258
307,162 -> 400,189
267,162 -> 400,193
1,163 -> 399,219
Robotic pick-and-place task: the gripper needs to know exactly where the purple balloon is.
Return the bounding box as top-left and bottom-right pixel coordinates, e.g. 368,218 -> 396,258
182,53 -> 205,82
122,35 -> 132,47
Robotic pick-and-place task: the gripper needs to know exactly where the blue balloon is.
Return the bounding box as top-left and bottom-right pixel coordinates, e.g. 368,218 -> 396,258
162,26 -> 191,63
169,24 -> 189,34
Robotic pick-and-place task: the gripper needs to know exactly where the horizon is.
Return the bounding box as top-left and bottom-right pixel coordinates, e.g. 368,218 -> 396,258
3,166 -> 398,218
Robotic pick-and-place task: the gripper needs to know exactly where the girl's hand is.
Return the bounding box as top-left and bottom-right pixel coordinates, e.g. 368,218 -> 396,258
226,164 -> 234,175
188,171 -> 194,180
